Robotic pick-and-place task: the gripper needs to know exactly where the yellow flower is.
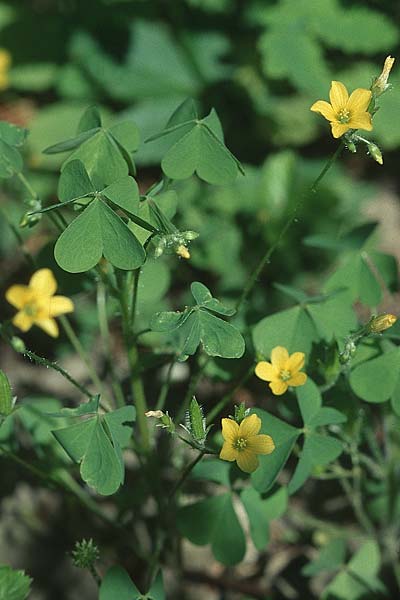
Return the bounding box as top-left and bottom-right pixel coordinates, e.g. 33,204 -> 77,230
255,346 -> 307,395
6,268 -> 74,338
310,81 -> 372,138
219,413 -> 275,473
0,49 -> 11,91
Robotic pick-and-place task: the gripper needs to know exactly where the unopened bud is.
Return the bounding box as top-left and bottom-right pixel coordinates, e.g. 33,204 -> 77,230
19,212 -> 41,228
182,230 -> 199,241
146,410 -> 175,433
10,336 -> 26,353
346,140 -> 357,153
367,142 -> 383,165
372,56 -> 395,97
176,244 -> 190,259
145,410 -> 164,419
368,313 -> 397,333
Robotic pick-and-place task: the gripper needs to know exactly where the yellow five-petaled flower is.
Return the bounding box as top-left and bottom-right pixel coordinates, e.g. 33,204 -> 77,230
310,81 -> 372,138
6,268 -> 74,338
255,346 -> 307,395
219,413 -> 275,473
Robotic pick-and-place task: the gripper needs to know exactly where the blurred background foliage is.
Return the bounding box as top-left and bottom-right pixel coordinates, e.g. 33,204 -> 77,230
1,1 -> 400,599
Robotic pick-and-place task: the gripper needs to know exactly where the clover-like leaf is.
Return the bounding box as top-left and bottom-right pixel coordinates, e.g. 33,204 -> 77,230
147,101 -> 243,185
52,406 -> 135,496
150,282 -> 244,359
54,198 -> 145,273
177,493 -> 246,566
100,566 -> 164,600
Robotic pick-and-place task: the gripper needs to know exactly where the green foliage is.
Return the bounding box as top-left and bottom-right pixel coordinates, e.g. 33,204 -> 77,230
0,121 -> 27,178
100,566 -> 164,600
177,492 -> 246,565
147,99 -> 244,185
151,282 -> 245,360
52,403 -> 136,495
0,565 -> 32,600
0,370 -> 12,418
52,159 -> 146,272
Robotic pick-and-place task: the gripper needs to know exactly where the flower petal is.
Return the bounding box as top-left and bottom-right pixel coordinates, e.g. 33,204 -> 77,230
349,113 -> 373,132
5,285 -> 31,309
221,418 -> 239,443
49,296 -> 74,317
310,100 -> 335,121
270,346 -> 289,369
255,361 -> 278,382
36,318 -> 59,338
247,434 -> 275,455
330,122 -> 350,138
285,351 -> 305,373
13,311 -> 34,332
288,372 -> 307,387
220,441 -> 237,462
329,81 -> 349,112
239,414 -> 261,438
237,450 -> 259,473
29,269 -> 57,296
269,380 -> 288,395
347,88 -> 371,113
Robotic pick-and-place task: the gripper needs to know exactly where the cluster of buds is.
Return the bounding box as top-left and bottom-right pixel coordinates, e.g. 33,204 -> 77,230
154,230 -> 199,260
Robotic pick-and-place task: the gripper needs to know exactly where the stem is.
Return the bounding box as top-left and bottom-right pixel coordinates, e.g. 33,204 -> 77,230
23,349 -> 94,400
16,171 -> 39,200
235,141 -> 345,312
168,451 -> 205,499
118,270 -> 150,451
59,315 -> 112,411
156,359 -> 176,410
96,281 -> 125,408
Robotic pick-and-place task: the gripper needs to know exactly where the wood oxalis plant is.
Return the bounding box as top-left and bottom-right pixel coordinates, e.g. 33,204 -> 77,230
0,57 -> 399,598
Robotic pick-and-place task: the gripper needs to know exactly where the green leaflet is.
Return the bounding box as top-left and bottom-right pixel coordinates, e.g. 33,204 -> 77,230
147,100 -> 243,185
150,282 -> 244,360
0,565 -> 32,600
43,105 -> 140,186
52,406 -> 136,496
99,566 -> 164,600
177,493 -> 246,566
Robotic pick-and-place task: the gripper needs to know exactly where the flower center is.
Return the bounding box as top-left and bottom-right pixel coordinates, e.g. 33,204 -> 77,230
280,369 -> 292,382
234,437 -> 247,451
23,301 -> 39,317
337,108 -> 350,124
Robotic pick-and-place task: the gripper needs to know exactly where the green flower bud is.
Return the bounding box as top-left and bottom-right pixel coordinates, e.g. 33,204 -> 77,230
10,336 -> 26,354
367,142 -> 383,165
71,539 -> 100,569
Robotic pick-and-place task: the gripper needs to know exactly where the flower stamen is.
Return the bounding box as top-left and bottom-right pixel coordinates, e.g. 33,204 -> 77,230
233,437 -> 247,451
337,108 -> 350,124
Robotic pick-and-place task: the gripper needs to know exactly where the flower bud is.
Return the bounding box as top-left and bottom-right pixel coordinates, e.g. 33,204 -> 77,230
367,313 -> 397,333
10,336 -> 26,354
19,212 -> 41,228
367,142 -> 383,165
372,56 -> 395,97
176,244 -> 190,259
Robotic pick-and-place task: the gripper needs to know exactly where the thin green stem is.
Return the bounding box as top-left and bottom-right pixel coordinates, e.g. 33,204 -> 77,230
118,270 -> 150,451
59,315 -> 112,411
16,171 -> 39,200
23,348 -> 93,399
96,281 -> 125,408
168,451 -> 205,499
156,359 -> 176,411
235,141 -> 345,312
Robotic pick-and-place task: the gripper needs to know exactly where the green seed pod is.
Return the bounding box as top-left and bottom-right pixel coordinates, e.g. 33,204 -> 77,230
187,397 -> 206,443
0,370 -> 12,417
